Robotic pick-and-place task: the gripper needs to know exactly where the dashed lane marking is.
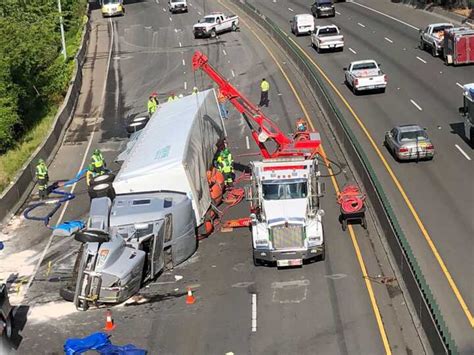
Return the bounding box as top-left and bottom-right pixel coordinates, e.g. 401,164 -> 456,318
455,144 -> 472,161
351,1 -> 419,31
416,56 -> 427,64
357,22 -> 366,28
251,294 -> 257,332
349,47 -> 357,54
410,99 -> 423,111
384,37 -> 393,43
456,82 -> 463,89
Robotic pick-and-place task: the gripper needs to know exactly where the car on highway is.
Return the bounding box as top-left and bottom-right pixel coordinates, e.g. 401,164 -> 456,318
290,14 -> 314,36
344,60 -> 387,94
419,23 -> 454,57
193,12 -> 239,39
384,124 -> 434,161
101,0 -> 124,18
311,25 -> 344,52
168,0 -> 188,14
311,0 -> 336,18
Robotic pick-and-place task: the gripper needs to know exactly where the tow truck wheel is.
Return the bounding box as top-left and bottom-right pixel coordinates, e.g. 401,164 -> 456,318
88,182 -> 115,200
90,173 -> 115,186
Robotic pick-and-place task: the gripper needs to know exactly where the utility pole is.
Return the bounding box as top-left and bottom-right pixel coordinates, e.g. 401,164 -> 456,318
58,0 -> 67,60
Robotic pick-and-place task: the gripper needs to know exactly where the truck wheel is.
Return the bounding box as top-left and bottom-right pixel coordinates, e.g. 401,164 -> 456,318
126,121 -> 146,134
210,29 -> 217,38
90,173 -> 115,186
320,247 -> 326,261
88,182 -> 115,200
419,39 -> 425,50
59,283 -> 76,302
231,23 -> 237,32
253,254 -> 262,267
431,45 -> 438,57
352,85 -> 358,95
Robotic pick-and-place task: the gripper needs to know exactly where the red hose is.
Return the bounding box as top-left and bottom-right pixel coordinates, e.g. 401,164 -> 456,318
337,184 -> 365,213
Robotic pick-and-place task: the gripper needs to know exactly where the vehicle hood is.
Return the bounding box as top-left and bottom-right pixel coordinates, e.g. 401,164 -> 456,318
262,198 -> 307,227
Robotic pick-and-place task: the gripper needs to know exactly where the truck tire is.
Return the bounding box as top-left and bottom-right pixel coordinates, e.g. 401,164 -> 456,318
59,284 -> 76,302
210,29 -> 217,38
90,173 -> 115,186
253,254 -> 263,266
88,182 -> 115,200
126,121 -> 146,135
419,38 -> 425,50
431,44 -> 438,57
231,22 -> 237,32
352,85 -> 358,95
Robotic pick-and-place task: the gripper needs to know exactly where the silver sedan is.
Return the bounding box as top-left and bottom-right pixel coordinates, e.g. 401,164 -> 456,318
384,124 -> 435,161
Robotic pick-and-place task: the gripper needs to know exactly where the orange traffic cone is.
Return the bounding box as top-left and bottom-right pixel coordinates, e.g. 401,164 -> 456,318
103,309 -> 116,331
186,288 -> 196,305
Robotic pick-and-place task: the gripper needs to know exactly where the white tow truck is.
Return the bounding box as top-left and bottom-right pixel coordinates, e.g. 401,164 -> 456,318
248,158 -> 325,267
193,12 -> 239,38
344,60 -> 387,94
311,25 -> 344,52
419,23 -> 454,57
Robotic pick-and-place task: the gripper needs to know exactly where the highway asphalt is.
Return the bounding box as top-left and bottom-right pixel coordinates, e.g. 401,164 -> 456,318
1,0 -> 428,353
245,0 -> 473,352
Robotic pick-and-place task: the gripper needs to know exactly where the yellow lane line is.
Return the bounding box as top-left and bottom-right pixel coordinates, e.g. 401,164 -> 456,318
220,1 -> 392,352
286,35 -> 474,327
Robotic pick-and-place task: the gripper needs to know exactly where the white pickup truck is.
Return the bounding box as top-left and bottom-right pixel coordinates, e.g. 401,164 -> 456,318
168,0 -> 187,14
193,12 -> 239,39
311,25 -> 344,52
419,23 -> 454,57
344,60 -> 387,94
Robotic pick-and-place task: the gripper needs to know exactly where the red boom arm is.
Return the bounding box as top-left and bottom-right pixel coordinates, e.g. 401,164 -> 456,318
192,50 -> 320,159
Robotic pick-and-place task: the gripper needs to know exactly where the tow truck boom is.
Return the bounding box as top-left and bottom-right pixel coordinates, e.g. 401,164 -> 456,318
192,50 -> 321,158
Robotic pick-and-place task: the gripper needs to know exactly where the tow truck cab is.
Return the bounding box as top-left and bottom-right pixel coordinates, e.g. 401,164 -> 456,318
459,83 -> 474,143
248,158 -> 325,267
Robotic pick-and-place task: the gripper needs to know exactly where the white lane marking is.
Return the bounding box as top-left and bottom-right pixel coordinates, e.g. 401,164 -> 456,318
23,18 -> 116,298
416,56 -> 427,64
349,47 -> 357,54
251,294 -> 257,332
155,0 -> 159,4
288,7 -> 294,12
198,11 -> 202,15
410,99 -> 423,111
336,11 -> 341,15
384,37 -> 393,43
455,144 -> 472,161
182,59 -> 185,66
231,69 -> 236,77
189,2 -> 193,6
184,81 -> 187,90
223,49 -> 227,56
179,41 -> 182,47
246,136 -> 250,149
351,1 -> 419,31
456,82 -> 464,89
169,17 -> 172,22
163,8 -> 166,12
357,22 -> 366,28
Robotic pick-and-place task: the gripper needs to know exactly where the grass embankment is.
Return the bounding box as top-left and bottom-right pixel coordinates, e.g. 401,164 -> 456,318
0,13 -> 88,193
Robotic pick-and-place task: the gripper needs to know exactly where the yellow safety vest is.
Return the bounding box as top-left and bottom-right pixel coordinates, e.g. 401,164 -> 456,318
261,80 -> 270,92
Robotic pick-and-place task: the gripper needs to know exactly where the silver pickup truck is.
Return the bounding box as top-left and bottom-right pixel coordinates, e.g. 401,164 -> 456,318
311,25 -> 344,52
419,23 -> 454,57
193,12 -> 239,38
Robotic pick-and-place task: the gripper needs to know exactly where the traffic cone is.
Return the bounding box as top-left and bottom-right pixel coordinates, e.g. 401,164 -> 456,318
186,288 -> 196,305
103,309 -> 116,331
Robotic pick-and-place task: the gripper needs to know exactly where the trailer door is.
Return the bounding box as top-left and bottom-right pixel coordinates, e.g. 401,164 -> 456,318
467,35 -> 474,63
455,35 -> 467,65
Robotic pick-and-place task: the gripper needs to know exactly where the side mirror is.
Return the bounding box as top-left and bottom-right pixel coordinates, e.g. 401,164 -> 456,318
378,63 -> 382,67
459,106 -> 467,114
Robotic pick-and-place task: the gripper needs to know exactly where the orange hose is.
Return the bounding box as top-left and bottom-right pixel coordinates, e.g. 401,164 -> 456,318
337,184 -> 366,213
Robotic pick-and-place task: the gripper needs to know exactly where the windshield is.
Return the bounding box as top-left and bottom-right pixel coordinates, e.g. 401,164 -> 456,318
262,181 -> 308,200
353,62 -> 377,70
399,130 -> 428,141
319,27 -> 338,36
433,25 -> 452,33
103,0 -> 121,5
199,17 -> 215,23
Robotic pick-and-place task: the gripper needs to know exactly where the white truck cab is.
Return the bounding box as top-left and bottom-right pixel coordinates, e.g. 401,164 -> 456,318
193,12 -> 239,38
168,0 -> 187,14
248,158 -> 325,267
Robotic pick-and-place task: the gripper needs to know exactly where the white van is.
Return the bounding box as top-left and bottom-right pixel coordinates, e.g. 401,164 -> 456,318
291,14 -> 315,36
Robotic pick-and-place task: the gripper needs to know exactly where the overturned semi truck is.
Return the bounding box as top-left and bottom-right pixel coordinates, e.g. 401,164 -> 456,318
61,89 -> 226,310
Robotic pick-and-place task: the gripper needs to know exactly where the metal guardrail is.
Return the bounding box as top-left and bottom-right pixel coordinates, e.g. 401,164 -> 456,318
232,0 -> 457,353
0,9 -> 92,224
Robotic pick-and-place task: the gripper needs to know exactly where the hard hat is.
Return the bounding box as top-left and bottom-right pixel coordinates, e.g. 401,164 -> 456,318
38,158 -> 45,164
94,148 -> 101,155
151,91 -> 158,97
178,94 -> 184,98
222,148 -> 230,156
193,86 -> 198,92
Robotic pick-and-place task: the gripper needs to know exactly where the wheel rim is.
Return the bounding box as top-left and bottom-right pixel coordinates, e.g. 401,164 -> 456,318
132,116 -> 148,123
93,183 -> 110,191
93,174 -> 110,183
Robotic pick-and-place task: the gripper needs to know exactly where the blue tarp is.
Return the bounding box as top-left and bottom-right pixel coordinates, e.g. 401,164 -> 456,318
64,332 -> 147,355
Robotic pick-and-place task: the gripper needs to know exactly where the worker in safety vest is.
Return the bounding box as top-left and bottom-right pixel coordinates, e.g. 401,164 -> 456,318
167,92 -> 178,102
296,118 -> 308,132
89,148 -> 106,176
217,90 -> 229,119
219,148 -> 234,185
35,159 -> 49,199
192,87 -> 199,95
259,78 -> 270,107
147,92 -> 159,116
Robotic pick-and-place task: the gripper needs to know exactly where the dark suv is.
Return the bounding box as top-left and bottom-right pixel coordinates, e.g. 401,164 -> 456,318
311,0 -> 336,18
